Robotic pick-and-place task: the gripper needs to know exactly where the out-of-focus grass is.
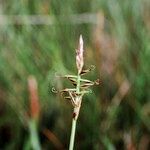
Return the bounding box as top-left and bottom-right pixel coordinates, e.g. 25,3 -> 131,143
0,0 -> 150,149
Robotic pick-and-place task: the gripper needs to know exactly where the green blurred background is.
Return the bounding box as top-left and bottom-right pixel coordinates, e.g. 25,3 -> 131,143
0,0 -> 150,149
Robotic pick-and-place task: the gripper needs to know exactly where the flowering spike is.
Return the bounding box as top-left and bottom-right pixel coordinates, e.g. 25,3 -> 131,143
28,76 -> 40,120
76,35 -> 84,74
53,35 -> 100,150
79,35 -> 83,52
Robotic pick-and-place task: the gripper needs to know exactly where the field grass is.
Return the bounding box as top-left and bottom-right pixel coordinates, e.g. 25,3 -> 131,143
0,0 -> 150,149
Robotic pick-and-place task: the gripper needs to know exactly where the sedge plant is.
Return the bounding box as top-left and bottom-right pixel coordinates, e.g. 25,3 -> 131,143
28,76 -> 41,150
53,35 -> 99,150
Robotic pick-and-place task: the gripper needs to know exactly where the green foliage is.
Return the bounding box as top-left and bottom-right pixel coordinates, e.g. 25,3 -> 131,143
0,0 -> 150,149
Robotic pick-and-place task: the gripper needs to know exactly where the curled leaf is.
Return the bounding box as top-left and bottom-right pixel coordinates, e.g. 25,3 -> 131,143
52,87 -> 58,93
79,89 -> 92,95
67,77 -> 77,86
94,79 -> 101,85
80,65 -> 95,75
80,82 -> 95,88
57,75 -> 78,86
64,96 -> 71,100
60,88 -> 76,92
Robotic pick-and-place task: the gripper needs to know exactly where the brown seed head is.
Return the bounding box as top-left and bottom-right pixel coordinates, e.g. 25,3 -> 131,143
76,35 -> 84,74
28,76 -> 40,120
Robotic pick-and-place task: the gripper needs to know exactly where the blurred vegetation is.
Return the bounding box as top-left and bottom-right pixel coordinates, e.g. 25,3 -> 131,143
0,0 -> 150,149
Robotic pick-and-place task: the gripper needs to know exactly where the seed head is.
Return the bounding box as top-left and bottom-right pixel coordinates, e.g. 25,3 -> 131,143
76,35 -> 84,74
28,76 -> 40,120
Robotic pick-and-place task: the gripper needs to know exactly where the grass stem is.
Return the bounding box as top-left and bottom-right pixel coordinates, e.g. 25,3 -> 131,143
69,118 -> 77,150
29,119 -> 41,150
69,74 -> 81,150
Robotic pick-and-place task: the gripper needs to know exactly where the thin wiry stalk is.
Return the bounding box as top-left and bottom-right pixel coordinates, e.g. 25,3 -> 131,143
53,35 -> 99,150
29,119 -> 41,150
69,74 -> 81,150
69,118 -> 77,150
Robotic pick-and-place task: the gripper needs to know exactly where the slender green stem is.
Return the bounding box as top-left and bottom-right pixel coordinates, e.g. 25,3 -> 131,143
69,118 -> 77,150
29,119 -> 41,150
69,74 -> 81,150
